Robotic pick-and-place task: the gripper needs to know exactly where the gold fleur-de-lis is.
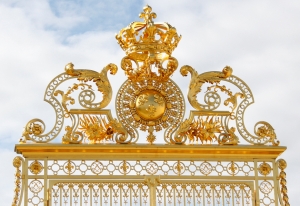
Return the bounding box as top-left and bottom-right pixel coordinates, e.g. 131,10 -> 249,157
154,94 -> 164,105
138,94 -> 148,106
139,5 -> 157,24
146,104 -> 156,117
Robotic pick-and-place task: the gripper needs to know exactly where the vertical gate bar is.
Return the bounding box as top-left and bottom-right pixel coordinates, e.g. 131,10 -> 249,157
183,185 -> 186,206
212,186 -> 215,206
232,186 -> 235,206
44,158 -> 48,206
272,160 -> 279,206
173,185 -> 176,206
150,178 -> 155,206
110,184 -> 112,206
80,184 -> 82,206
192,186 -> 195,206
164,184 -> 166,206
70,184 -> 73,206
24,159 -> 28,206
120,185 -> 122,206
90,184 -> 93,206
90,183 -> 94,205
221,186 -> 225,206
203,187 -> 205,206
241,186 -> 244,206
100,184 -> 102,206
59,184 -> 62,206
129,184 -> 132,206
254,160 -> 259,206
139,184 -> 142,206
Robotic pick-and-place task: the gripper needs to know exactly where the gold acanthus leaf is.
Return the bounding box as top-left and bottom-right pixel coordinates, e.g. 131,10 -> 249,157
79,115 -> 114,143
65,62 -> 118,108
180,65 -> 232,110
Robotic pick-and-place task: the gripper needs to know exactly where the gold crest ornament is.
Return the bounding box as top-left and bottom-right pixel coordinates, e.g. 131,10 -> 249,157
14,5 -> 288,206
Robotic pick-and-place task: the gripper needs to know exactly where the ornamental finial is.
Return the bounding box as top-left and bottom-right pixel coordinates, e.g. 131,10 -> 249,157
116,5 -> 181,82
139,5 -> 157,24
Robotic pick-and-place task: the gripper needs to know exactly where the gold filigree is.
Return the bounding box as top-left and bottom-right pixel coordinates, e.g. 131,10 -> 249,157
218,127 -> 239,145
21,119 -> 45,143
54,83 -> 92,117
146,126 -> 156,144
64,160 -> 75,174
227,161 -> 239,175
180,65 -> 232,111
65,62 -> 117,108
255,122 -> 277,144
207,84 -> 244,112
116,79 -> 184,144
120,160 -> 129,174
62,126 -> 84,144
15,5 -> 287,206
109,118 -> 129,144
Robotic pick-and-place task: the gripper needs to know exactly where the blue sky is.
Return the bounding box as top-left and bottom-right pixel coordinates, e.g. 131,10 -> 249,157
0,0 -> 300,204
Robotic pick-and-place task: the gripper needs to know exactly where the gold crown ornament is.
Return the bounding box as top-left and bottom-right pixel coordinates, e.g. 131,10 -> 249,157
116,5 -> 181,82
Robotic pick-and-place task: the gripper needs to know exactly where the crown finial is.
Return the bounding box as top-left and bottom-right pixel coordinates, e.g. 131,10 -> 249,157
139,5 -> 157,24
116,5 -> 181,82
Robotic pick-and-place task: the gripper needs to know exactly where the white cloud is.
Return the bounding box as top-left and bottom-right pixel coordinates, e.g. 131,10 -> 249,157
0,0 -> 299,204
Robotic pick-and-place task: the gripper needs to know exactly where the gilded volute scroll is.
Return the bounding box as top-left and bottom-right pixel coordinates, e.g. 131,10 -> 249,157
20,4 -> 280,146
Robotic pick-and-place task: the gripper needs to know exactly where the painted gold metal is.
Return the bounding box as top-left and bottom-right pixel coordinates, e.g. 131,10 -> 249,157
13,5 -> 288,206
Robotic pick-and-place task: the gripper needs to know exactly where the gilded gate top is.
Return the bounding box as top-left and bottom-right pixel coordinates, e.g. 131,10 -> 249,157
20,5 -> 280,146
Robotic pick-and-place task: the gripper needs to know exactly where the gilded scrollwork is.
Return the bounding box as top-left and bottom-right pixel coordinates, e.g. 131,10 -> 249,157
255,121 -> 278,145
54,83 -> 92,117
62,125 -> 84,144
21,62 -> 117,143
21,119 -> 46,143
20,4 -> 281,147
14,5 -> 287,206
218,127 -> 239,145
207,84 -> 244,112
179,63 -> 279,146
65,62 -> 117,109
180,65 -> 232,111
223,75 -> 280,145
